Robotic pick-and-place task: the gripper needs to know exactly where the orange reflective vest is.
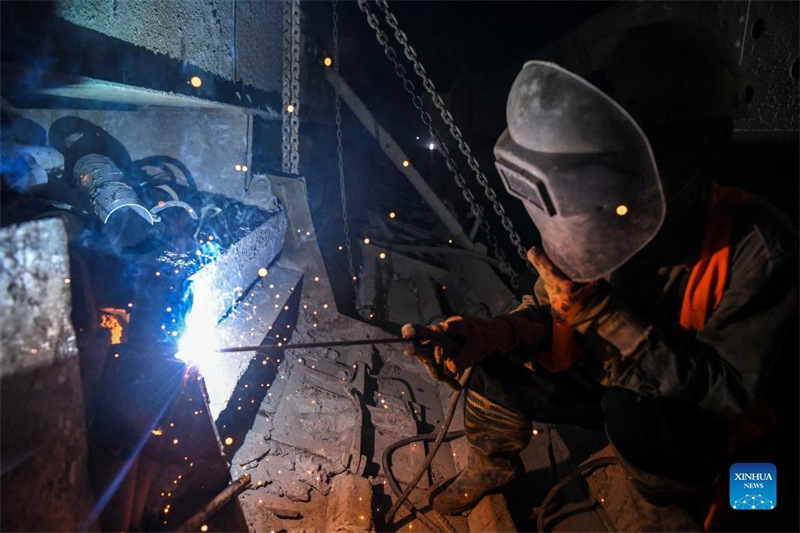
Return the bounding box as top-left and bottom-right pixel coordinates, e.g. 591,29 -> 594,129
680,183 -> 752,332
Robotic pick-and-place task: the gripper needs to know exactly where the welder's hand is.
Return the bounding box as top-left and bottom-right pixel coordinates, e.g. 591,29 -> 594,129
527,246 -> 609,327
402,322 -> 462,390
402,316 -> 496,389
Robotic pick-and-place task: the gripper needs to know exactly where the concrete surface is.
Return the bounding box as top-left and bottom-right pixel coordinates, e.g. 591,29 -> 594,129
55,0 -> 287,95
0,218 -> 76,376
468,494 -> 518,533
235,0 -> 284,93
0,218 -> 95,531
325,474 -> 375,532
57,0 -> 236,81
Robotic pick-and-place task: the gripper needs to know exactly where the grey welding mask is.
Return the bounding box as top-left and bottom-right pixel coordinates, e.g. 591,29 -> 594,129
494,61 -> 665,282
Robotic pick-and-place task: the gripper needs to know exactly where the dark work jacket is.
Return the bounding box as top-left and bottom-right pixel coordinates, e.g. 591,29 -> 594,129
520,196 -> 797,419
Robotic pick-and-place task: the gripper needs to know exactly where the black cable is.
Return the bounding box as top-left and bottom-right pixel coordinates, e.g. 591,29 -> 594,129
535,456 -> 620,533
384,368 -> 472,523
381,429 -> 466,533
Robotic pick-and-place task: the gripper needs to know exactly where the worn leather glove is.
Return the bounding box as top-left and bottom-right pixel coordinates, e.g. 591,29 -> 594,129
527,246 -> 610,329
402,315 -> 547,388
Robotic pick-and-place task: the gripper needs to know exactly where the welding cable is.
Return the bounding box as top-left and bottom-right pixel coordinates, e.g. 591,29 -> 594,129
382,429 -> 465,533
534,455 -> 620,533
383,368 -> 473,525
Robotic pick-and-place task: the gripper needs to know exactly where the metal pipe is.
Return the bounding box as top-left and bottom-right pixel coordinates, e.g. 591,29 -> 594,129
468,212 -> 482,241
324,69 -> 474,250
74,154 -> 153,225
175,474 -> 252,532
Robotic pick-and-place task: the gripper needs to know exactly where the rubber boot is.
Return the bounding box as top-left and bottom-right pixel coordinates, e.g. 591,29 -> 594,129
431,389 -> 532,515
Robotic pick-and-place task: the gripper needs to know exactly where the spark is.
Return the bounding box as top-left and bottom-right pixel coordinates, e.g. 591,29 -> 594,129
363,237 -> 370,244
616,204 -> 629,216
235,164 -> 242,171
402,160 -> 410,168
64,278 -> 71,284
287,104 -> 295,113
190,76 -> 202,88
258,267 -> 268,277
389,212 -> 396,219
379,252 -> 387,260
225,437 -> 234,445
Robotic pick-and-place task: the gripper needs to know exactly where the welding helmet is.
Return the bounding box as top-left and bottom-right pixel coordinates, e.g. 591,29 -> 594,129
494,61 -> 665,282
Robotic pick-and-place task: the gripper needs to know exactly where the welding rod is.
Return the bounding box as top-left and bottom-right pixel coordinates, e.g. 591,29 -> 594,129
217,337 -> 409,353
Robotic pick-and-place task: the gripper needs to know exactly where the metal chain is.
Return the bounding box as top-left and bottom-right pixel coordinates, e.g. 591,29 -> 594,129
374,0 -> 532,273
281,0 -> 292,173
282,0 -> 301,174
289,0 -> 301,174
355,0 -> 520,284
333,0 -> 361,307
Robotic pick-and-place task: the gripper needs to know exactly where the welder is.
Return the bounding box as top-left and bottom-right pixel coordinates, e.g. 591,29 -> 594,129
403,22 -> 797,529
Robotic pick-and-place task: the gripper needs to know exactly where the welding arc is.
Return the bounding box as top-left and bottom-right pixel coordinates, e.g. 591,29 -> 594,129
217,337 -> 408,353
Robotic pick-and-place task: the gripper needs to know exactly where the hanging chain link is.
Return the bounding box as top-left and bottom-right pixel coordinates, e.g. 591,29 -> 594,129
281,0 -> 291,172
333,0 -> 361,307
289,0 -> 301,174
282,0 -> 301,174
373,0 -> 533,274
355,0 -> 523,284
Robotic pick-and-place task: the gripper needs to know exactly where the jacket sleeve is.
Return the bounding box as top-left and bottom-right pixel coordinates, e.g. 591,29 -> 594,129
585,222 -> 798,418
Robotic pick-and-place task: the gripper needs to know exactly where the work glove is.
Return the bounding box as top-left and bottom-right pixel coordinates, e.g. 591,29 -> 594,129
528,246 -> 651,379
527,246 -> 611,330
402,315 -> 548,388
